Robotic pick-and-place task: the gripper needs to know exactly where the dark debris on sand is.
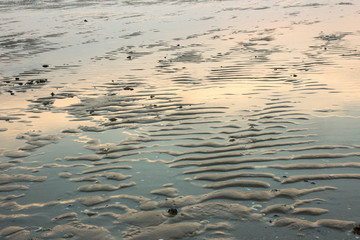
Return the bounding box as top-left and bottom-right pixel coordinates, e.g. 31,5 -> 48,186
352,224 -> 360,235
167,208 -> 178,216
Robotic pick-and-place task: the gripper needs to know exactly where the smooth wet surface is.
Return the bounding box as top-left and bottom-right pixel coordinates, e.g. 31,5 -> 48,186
1,0 -> 360,239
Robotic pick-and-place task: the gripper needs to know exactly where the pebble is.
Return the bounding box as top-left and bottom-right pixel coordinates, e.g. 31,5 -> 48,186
167,208 -> 178,216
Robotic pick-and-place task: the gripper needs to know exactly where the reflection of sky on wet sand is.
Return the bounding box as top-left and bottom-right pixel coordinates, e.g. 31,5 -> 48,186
0,111 -> 81,149
53,96 -> 81,107
1,0 -> 360,239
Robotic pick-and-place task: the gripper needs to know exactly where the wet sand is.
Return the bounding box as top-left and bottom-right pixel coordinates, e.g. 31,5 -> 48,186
1,0 -> 360,239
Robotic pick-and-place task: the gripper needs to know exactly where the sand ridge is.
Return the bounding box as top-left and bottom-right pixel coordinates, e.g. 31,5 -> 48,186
1,0 -> 360,239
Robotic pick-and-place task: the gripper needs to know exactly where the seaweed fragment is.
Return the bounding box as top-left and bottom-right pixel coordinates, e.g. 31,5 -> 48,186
167,208 -> 178,216
352,224 -> 360,235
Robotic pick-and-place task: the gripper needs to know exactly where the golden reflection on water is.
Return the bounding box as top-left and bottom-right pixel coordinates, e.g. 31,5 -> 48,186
1,0 -> 360,239
53,96 -> 81,108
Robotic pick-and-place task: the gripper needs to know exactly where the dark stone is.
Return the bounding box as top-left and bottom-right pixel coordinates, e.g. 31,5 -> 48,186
42,64 -> 49,68
124,87 -> 134,91
352,224 -> 360,235
167,208 -> 178,216
109,118 -> 117,122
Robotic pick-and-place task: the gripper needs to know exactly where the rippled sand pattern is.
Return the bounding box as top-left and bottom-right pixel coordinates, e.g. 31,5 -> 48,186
1,0 -> 360,239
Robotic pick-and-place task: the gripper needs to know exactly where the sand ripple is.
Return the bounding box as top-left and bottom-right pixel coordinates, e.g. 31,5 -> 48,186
1,0 -> 360,239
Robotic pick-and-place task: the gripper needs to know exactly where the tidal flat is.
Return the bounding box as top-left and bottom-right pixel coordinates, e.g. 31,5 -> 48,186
1,0 -> 360,239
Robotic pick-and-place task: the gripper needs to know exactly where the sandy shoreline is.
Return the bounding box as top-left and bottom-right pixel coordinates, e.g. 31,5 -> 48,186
1,0 -> 360,239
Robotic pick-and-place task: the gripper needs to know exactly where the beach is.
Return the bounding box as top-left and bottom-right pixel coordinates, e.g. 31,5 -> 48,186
1,0 -> 360,239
